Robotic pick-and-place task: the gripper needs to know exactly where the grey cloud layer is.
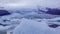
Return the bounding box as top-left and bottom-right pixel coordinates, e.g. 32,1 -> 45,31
0,0 -> 60,8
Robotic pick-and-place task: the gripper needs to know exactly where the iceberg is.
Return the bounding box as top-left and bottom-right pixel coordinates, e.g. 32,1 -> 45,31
13,18 -> 60,34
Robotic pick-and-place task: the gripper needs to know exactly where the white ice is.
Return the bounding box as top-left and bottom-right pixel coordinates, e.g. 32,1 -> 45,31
13,18 -> 60,34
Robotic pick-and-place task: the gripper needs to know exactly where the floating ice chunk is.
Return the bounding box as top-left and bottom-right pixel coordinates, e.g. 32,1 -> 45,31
0,10 -> 10,16
1,13 -> 23,20
13,18 -> 60,34
13,18 -> 49,34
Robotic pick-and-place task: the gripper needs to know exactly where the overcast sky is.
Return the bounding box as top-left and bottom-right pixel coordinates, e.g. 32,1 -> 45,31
0,0 -> 60,9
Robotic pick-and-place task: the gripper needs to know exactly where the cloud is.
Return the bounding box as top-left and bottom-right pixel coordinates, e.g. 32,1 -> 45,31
0,0 -> 20,3
0,0 -> 60,9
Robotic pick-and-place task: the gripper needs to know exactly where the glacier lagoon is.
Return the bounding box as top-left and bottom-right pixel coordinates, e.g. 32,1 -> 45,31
0,7 -> 60,34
